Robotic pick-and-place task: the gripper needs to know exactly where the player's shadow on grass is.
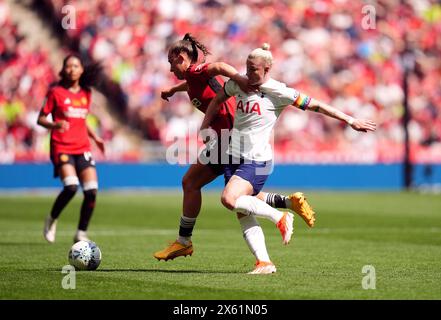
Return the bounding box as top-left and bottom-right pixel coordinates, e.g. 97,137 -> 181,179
96,268 -> 240,274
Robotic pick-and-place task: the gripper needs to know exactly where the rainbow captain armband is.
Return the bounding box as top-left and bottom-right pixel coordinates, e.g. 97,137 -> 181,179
294,94 -> 311,110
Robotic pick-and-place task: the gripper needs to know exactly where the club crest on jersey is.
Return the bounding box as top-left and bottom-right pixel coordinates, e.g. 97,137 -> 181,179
236,100 -> 261,115
72,99 -> 82,107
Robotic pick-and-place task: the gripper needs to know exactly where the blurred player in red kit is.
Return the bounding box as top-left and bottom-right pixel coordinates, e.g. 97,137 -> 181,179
37,54 -> 104,244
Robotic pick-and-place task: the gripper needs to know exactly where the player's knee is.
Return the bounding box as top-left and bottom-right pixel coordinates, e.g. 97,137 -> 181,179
182,175 -> 190,191
64,184 -> 78,194
63,176 -> 79,195
83,181 -> 98,199
221,192 -> 236,211
182,174 -> 197,192
84,188 -> 97,199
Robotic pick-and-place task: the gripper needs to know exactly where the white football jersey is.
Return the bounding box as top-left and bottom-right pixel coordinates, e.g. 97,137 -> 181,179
224,78 -> 301,161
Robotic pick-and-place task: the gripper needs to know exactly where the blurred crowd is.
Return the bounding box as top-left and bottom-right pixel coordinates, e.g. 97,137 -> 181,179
2,0 -> 441,163
0,0 -> 134,163
0,0 -> 56,163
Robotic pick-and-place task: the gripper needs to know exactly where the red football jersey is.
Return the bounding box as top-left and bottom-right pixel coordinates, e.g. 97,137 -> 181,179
41,85 -> 91,155
184,63 -> 236,133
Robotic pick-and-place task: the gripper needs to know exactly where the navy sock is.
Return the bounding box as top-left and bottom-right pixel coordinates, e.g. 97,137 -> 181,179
179,216 -> 196,237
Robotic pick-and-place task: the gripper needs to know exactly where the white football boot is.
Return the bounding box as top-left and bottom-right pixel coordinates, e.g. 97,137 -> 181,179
74,230 -> 90,243
248,261 -> 277,274
43,215 -> 57,243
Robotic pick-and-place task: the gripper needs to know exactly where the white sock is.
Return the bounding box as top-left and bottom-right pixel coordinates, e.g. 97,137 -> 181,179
235,195 -> 283,224
177,236 -> 191,246
239,215 -> 270,262
76,230 -> 87,237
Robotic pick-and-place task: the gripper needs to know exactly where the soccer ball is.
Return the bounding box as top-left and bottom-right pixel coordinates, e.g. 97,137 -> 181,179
68,240 -> 102,270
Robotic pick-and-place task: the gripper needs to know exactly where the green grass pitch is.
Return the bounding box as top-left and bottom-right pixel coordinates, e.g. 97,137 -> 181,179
1,191 -> 440,299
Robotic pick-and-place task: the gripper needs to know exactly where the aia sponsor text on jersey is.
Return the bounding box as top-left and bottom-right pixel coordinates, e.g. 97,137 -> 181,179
236,100 -> 261,115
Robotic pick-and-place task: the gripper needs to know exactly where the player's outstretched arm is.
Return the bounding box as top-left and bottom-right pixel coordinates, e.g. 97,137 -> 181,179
200,90 -> 229,131
161,82 -> 188,101
207,62 -> 251,93
306,98 -> 377,132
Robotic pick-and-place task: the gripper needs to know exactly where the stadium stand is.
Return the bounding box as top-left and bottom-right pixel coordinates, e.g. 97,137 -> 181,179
1,0 -> 440,163
1,0 -> 142,163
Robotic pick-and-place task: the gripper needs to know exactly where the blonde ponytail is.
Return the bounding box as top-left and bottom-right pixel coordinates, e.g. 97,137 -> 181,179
248,43 -> 273,66
261,43 -> 270,50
